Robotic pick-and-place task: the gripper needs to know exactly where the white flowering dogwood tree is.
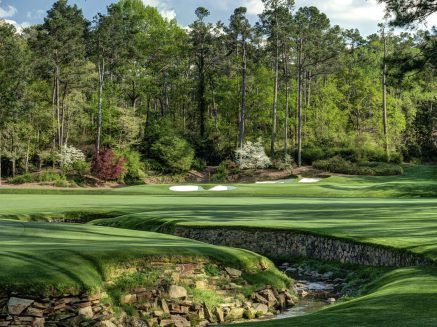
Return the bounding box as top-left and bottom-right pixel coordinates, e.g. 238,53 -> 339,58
58,145 -> 86,169
235,139 -> 271,169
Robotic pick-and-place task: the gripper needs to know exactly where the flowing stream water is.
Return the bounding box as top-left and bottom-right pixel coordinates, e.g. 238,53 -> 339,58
274,262 -> 346,320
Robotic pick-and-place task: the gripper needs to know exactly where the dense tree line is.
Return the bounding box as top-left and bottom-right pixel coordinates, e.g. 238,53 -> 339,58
0,0 -> 435,182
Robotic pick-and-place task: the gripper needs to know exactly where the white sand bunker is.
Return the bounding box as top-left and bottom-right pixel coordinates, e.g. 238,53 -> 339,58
299,178 -> 321,183
256,178 -> 295,184
209,185 -> 237,191
169,185 -> 205,192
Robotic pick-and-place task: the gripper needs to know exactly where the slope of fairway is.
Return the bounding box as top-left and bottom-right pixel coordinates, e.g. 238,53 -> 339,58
0,165 -> 436,326
0,219 -> 280,295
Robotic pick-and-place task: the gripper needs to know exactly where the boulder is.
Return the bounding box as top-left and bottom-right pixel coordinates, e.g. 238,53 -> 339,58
170,315 -> 190,327
327,297 -> 336,304
120,294 -> 137,304
96,320 -> 117,327
7,297 -> 34,315
160,319 -> 174,327
244,307 -> 256,320
161,299 -> 170,313
202,303 -> 213,322
24,307 -> 44,317
168,285 -> 187,299
146,318 -> 158,327
214,307 -> 224,323
252,293 -> 268,305
252,303 -> 269,315
225,267 -> 242,278
78,306 -> 94,319
226,307 -> 244,320
195,280 -> 207,289
33,318 -> 45,327
259,289 -> 278,307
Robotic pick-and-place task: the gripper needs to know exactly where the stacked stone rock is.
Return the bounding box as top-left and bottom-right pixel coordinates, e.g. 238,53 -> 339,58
0,264 -> 295,327
175,227 -> 429,267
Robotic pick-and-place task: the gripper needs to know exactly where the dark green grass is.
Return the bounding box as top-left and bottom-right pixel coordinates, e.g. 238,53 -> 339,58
0,219 -> 284,296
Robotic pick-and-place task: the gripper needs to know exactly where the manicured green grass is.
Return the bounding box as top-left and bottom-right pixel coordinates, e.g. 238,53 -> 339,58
0,165 -> 436,325
1,165 -> 435,198
0,219 -> 282,296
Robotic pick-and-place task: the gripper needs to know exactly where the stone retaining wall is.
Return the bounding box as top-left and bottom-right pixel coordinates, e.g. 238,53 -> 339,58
174,227 -> 429,267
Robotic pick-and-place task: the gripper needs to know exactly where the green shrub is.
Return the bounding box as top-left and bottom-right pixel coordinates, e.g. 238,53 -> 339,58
38,172 -> 66,183
151,136 -> 194,173
54,180 -> 71,187
211,161 -> 230,182
314,156 -> 403,176
71,161 -> 90,177
192,157 -> 207,171
298,146 -> 325,164
8,173 -> 34,184
118,149 -> 146,184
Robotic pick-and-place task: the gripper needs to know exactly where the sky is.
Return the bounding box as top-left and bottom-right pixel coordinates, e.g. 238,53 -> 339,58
1,0 -> 436,35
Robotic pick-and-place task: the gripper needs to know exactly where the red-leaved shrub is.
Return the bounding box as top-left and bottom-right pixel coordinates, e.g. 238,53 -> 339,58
92,149 -> 126,181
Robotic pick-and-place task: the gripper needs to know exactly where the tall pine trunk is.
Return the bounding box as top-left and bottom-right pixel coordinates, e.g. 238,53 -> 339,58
283,47 -> 289,158
271,36 -> 279,156
239,38 -> 247,148
382,32 -> 389,160
55,63 -> 61,148
96,59 -> 104,156
198,55 -> 206,138
297,38 -> 303,167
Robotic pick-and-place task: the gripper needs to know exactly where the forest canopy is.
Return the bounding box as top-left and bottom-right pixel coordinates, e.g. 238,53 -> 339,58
0,0 -> 435,182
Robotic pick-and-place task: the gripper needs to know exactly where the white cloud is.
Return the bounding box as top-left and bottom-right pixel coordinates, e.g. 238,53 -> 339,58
239,0 -> 264,15
160,9 -> 176,20
142,0 -> 176,20
0,0 -> 17,18
3,19 -> 30,33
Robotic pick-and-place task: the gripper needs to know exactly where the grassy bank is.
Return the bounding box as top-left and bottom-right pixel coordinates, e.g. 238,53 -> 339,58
0,219 -> 287,296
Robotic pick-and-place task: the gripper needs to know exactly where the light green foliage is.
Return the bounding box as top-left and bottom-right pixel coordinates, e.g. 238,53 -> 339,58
313,156 -> 404,175
151,136 -> 195,173
118,149 -> 146,184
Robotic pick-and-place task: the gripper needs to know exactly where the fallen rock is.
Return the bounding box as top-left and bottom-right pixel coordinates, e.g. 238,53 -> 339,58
146,318 -> 158,327
24,307 -> 44,318
226,307 -> 244,320
7,297 -> 34,315
252,303 -> 269,315
78,306 -> 94,319
252,293 -> 268,305
96,320 -> 117,327
225,267 -> 242,278
160,319 -> 174,327
244,307 -> 256,319
214,307 -> 224,323
195,280 -> 207,289
33,317 -> 45,327
203,303 -> 213,322
120,294 -> 137,304
170,315 -> 190,327
327,297 -> 336,304
161,299 -> 170,313
168,285 -> 187,299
